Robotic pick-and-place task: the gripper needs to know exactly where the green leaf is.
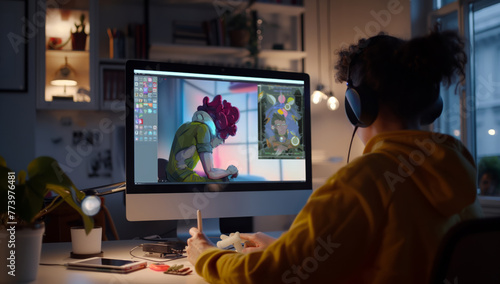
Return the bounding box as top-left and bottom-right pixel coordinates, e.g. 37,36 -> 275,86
16,184 -> 45,223
28,157 -> 84,201
0,156 -> 93,233
18,170 -> 26,185
28,157 -> 72,186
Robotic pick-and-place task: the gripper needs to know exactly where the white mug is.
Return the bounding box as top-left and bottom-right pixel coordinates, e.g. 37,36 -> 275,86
70,226 -> 102,255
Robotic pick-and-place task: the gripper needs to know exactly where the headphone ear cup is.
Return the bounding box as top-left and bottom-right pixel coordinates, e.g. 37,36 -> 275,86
345,88 -> 363,126
420,96 -> 443,125
345,86 -> 378,127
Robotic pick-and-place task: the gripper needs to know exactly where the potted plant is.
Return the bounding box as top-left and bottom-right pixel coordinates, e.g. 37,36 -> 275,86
224,8 -> 260,67
225,10 -> 252,48
0,156 -> 93,283
71,13 -> 87,50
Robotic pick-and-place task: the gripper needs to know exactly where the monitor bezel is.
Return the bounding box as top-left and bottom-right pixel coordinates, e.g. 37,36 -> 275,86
125,60 -> 312,195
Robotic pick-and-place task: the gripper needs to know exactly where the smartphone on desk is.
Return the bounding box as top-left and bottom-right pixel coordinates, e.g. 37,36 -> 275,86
67,257 -> 147,273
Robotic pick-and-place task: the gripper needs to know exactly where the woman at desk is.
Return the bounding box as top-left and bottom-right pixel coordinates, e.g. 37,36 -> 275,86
186,28 -> 483,284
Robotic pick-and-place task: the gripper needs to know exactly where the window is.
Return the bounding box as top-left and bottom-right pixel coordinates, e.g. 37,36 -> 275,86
435,0 -> 458,10
431,0 -> 500,204
431,9 -> 461,140
472,2 -> 500,197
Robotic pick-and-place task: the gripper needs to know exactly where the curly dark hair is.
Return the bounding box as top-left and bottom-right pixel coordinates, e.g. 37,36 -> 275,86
334,26 -> 467,121
197,95 -> 240,140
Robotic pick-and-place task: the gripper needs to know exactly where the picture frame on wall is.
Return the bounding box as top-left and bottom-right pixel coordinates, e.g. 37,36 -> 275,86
0,0 -> 28,92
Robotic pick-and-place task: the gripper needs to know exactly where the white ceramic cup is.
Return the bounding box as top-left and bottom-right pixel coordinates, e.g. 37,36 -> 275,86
70,226 -> 102,255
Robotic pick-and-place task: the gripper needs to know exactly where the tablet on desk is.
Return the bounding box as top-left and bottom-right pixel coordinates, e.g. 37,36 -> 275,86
67,257 -> 147,273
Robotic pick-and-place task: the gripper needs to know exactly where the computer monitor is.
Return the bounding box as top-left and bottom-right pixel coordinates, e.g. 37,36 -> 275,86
125,60 -> 312,237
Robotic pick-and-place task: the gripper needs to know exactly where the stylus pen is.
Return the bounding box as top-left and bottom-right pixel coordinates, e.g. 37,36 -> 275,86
197,210 -> 203,233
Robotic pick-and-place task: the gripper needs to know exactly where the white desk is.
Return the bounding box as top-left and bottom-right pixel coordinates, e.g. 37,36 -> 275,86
37,240 -> 208,284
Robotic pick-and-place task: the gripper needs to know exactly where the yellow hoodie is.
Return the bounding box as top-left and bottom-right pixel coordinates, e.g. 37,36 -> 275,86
195,130 -> 483,284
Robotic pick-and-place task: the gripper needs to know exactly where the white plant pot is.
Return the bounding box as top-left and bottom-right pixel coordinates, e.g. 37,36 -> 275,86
0,223 -> 45,283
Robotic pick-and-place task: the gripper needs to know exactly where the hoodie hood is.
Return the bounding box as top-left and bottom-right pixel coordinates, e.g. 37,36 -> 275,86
363,130 -> 477,217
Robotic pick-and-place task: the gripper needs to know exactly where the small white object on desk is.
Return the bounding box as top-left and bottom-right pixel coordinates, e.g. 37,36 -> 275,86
217,232 -> 243,252
70,226 -> 103,258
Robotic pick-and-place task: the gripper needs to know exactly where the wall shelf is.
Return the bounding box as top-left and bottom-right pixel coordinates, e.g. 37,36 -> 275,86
148,44 -> 306,67
149,43 -> 250,60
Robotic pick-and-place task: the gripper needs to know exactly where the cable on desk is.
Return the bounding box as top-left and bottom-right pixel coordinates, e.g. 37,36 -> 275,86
129,244 -> 186,263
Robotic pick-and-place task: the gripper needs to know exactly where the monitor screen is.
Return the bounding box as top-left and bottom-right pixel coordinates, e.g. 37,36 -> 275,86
125,61 -> 312,223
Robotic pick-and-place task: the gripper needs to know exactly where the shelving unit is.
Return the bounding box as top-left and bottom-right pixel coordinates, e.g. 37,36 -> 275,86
99,62 -> 126,111
146,1 -> 306,69
45,50 -> 90,101
38,0 -> 305,110
37,2 -> 98,110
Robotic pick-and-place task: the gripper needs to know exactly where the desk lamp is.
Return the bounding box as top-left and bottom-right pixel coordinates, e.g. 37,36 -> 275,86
81,182 -> 126,217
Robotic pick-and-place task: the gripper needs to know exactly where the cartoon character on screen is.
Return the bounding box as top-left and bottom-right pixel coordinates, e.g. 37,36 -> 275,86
166,95 -> 240,182
263,92 -> 302,156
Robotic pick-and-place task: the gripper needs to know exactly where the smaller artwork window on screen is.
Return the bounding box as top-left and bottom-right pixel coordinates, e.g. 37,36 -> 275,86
258,85 -> 305,159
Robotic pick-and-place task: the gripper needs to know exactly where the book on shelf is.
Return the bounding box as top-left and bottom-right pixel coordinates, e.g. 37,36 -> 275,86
102,68 -> 125,102
107,28 -> 125,59
131,23 -> 147,59
203,17 -> 226,46
107,24 -> 147,59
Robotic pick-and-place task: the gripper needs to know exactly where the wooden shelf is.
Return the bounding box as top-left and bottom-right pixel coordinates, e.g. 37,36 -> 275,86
46,50 -> 89,63
148,43 -> 305,61
46,49 -> 89,54
149,43 -> 250,60
36,100 -> 95,110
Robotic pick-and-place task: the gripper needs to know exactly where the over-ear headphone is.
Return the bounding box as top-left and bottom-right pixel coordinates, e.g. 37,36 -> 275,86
344,64 -> 378,128
344,61 -> 444,128
420,85 -> 443,125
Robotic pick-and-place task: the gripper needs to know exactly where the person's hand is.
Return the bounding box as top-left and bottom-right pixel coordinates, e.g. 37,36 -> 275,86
239,232 -> 277,253
186,227 -> 215,265
227,165 -> 238,178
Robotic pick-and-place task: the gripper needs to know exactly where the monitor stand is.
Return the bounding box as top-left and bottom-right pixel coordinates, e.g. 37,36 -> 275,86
176,218 -> 221,243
